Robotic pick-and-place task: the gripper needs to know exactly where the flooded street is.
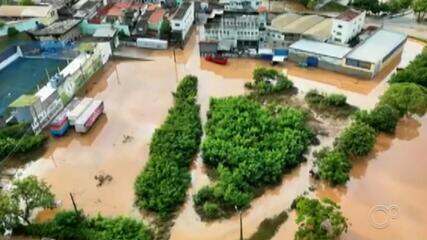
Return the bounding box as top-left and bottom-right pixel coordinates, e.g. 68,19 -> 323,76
2,29 -> 426,240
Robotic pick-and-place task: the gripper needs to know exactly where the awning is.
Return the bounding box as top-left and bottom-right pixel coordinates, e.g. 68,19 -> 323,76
272,55 -> 286,62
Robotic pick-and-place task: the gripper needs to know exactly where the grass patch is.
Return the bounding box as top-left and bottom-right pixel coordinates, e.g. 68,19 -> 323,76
246,211 -> 288,240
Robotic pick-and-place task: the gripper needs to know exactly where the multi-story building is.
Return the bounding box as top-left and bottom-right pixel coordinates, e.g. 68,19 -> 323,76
202,10 -> 267,52
331,9 -> 365,44
219,0 -> 261,11
171,1 -> 195,42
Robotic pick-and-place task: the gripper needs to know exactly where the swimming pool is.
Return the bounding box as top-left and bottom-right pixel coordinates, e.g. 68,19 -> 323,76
0,57 -> 68,115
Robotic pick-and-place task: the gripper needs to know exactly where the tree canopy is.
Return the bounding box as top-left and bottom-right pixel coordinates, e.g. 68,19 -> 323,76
379,83 -> 427,117
294,196 -> 348,240
134,75 -> 202,217
194,97 -> 313,219
314,148 -> 351,185
335,122 -> 376,157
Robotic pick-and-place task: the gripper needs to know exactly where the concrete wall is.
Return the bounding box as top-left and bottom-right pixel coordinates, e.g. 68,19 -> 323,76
0,46 -> 22,71
80,20 -> 130,36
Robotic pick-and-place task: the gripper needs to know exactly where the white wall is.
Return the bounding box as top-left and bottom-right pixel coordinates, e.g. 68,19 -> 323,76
171,1 -> 194,40
331,11 -> 365,44
0,47 -> 22,71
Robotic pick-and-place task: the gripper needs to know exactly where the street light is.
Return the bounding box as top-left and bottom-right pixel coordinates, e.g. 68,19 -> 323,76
235,206 -> 243,240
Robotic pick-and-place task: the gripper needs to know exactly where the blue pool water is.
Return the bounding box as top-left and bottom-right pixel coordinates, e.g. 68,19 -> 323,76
0,57 -> 68,115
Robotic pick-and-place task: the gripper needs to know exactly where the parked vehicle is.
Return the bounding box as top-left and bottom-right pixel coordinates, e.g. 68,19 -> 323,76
74,100 -> 104,133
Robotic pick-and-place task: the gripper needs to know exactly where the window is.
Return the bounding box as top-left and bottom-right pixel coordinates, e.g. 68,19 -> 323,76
336,32 -> 342,36
175,23 -> 180,27
338,25 -> 343,28
334,38 -> 341,42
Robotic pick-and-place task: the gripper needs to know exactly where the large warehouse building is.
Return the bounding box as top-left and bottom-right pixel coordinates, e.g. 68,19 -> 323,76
289,29 -> 407,78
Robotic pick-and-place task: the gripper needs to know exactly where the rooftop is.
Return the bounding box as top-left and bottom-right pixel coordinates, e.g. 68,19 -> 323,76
173,1 -> 192,20
346,29 -> 407,63
104,2 -> 144,17
336,9 -> 362,21
271,13 -> 301,31
30,19 -> 81,36
281,15 -> 324,34
302,18 -> 332,42
93,27 -> 117,38
290,39 -> 352,59
9,94 -> 38,108
0,5 -> 53,18
148,8 -> 164,24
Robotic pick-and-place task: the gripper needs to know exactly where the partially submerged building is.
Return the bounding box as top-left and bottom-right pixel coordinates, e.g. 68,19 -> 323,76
290,29 -> 407,78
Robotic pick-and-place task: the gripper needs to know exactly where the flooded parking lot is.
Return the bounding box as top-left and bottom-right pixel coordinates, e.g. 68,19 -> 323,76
2,31 -> 426,239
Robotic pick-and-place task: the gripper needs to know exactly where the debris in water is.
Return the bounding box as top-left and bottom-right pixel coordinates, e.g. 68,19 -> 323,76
94,172 -> 113,187
122,134 -> 134,144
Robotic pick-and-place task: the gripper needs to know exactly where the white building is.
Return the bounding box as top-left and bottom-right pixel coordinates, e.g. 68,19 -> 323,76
219,0 -> 261,11
203,11 -> 267,51
331,9 -> 365,44
171,1 -> 195,42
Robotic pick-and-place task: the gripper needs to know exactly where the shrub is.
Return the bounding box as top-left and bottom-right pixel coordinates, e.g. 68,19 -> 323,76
354,104 -> 400,134
195,97 -> 313,219
294,196 -> 348,240
7,27 -> 19,37
21,211 -> 152,240
305,90 -> 356,118
314,148 -> 351,185
335,122 -> 376,157
246,67 -> 293,95
134,75 -> 202,217
324,94 -> 347,107
390,50 -> 427,88
379,83 -> 427,117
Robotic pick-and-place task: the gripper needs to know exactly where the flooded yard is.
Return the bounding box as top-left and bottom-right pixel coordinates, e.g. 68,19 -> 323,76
2,31 -> 426,240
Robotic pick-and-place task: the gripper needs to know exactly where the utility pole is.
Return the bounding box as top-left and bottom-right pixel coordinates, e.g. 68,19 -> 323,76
69,192 -> 79,215
235,206 -> 243,240
173,47 -> 178,82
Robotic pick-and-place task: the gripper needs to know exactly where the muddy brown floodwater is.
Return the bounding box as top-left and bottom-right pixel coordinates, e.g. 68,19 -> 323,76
4,29 -> 426,240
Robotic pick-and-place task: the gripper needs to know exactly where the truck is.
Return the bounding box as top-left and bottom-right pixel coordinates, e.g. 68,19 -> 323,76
74,100 -> 104,133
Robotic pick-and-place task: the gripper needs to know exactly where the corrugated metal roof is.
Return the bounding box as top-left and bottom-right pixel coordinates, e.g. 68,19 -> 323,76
271,13 -> 301,31
346,29 -> 407,63
290,39 -> 352,59
282,15 -> 324,34
0,5 -> 52,18
302,18 -> 332,42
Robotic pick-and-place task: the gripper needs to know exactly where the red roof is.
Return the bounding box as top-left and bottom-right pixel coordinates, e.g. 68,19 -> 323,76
104,2 -> 144,17
257,6 -> 267,13
336,9 -> 362,21
148,8 -> 165,24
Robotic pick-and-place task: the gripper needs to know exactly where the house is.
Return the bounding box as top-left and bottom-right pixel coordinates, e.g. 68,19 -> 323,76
29,19 -> 82,41
171,1 -> 195,42
0,5 -> 58,26
331,9 -> 365,44
93,27 -> 119,48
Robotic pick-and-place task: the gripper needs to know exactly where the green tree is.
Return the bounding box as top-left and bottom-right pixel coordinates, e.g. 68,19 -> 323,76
7,27 -> 19,37
354,104 -> 400,134
11,176 -> 55,224
390,51 -> 427,87
0,192 -> 20,233
159,19 -> 171,40
379,83 -> 427,117
412,0 -> 427,22
315,148 -> 351,185
294,197 -> 348,240
335,122 -> 376,157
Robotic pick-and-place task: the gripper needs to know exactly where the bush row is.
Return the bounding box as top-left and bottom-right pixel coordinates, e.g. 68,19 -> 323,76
245,67 -> 293,95
20,211 -> 152,240
0,123 -> 47,159
305,90 -> 356,118
134,75 -> 202,217
194,97 -> 313,219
